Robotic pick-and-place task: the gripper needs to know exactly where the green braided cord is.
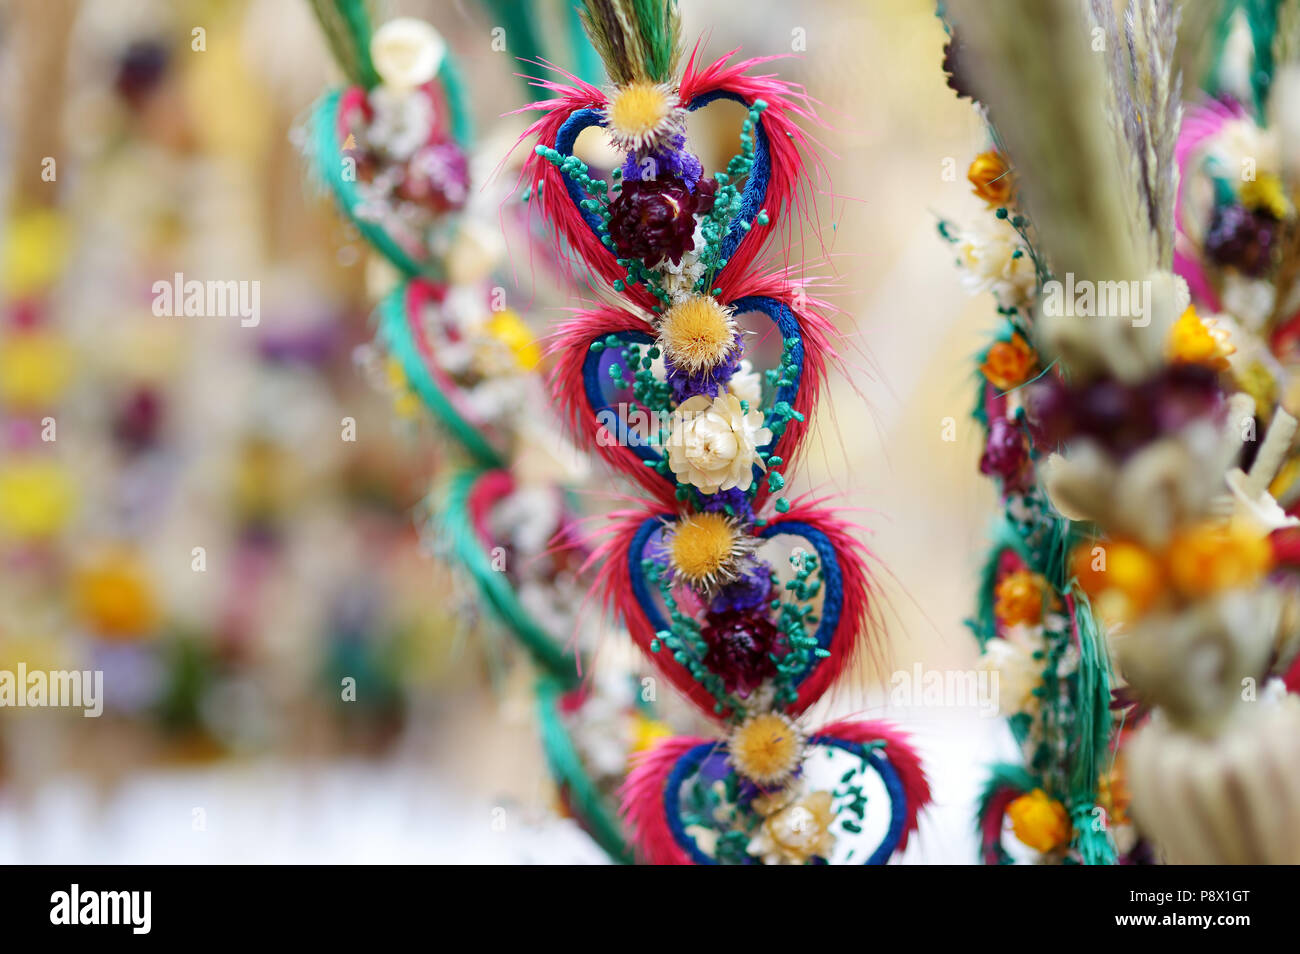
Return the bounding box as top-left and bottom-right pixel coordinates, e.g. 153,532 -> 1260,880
308,0 -> 380,89
967,517 -> 1035,648
536,675 -> 634,862
437,51 -> 475,149
441,468 -> 582,687
310,89 -> 438,279
1065,589 -> 1118,865
478,0 -> 547,77
376,284 -> 504,468
1205,0 -> 1283,114
976,762 -> 1039,866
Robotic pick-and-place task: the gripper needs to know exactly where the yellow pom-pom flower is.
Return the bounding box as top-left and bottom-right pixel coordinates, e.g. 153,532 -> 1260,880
1240,173 -> 1292,221
604,81 -> 685,154
729,711 -> 804,786
1168,306 -> 1234,371
484,308 -> 542,371
665,511 -> 754,593
0,457 -> 75,541
658,295 -> 738,374
1007,788 -> 1071,853
0,331 -> 74,410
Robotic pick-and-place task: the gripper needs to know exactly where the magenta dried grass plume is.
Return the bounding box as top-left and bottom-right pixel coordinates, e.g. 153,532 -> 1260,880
619,735 -> 714,864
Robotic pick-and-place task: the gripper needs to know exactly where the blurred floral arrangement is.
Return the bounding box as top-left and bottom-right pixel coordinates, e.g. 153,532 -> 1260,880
937,20 -> 1130,865
303,0 -> 704,862
519,0 -> 930,864
943,0 -> 1300,864
0,0 -> 464,785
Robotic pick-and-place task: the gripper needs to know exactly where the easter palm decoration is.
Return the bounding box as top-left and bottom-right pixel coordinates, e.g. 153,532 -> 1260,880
946,0 -> 1300,864
520,0 -> 930,864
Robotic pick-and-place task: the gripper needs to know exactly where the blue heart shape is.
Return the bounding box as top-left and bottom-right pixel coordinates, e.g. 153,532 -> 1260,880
553,90 -> 773,273
662,736 -> 908,865
624,514 -> 841,694
580,295 -> 804,485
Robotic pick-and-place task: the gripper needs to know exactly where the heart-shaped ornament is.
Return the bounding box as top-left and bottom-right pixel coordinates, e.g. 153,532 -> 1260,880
622,719 -> 927,865
556,293 -> 810,502
549,89 -> 774,284
309,67 -> 472,279
440,467 -> 587,684
595,499 -> 871,721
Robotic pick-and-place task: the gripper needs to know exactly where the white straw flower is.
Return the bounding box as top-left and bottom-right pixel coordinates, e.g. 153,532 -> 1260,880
370,18 -> 445,91
978,628 -> 1046,714
665,393 -> 772,493
366,85 -> 435,161
727,359 -> 763,408
956,216 -> 1037,308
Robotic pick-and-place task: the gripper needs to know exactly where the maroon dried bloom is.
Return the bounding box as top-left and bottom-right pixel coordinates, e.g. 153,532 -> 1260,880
700,607 -> 784,698
942,32 -> 975,101
980,415 -> 1032,491
399,140 -> 470,215
1027,364 -> 1222,458
607,178 -> 717,267
1205,203 -> 1277,277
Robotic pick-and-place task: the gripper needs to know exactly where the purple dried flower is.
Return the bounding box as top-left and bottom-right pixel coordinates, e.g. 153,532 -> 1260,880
979,415 -> 1031,491
1205,203 -> 1276,277
665,342 -> 742,402
621,133 -> 704,187
709,558 -> 773,614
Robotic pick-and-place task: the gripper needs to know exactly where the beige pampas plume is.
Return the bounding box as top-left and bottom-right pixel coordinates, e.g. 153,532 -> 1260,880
945,0 -> 1150,285
1119,0 -> 1183,268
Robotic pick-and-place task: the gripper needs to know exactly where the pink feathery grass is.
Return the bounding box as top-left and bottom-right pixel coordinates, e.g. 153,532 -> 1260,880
819,719 -> 931,854
545,304 -> 678,504
619,734 -> 713,864
765,494 -> 882,715
679,45 -> 826,280
581,504 -> 730,719
510,64 -> 656,310
979,784 -> 1023,865
1172,97 -> 1245,311
722,268 -> 840,507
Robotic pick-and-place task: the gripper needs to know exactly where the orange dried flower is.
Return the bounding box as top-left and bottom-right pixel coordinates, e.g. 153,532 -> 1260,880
980,333 -> 1037,391
1072,540 -> 1165,624
1007,789 -> 1071,853
1167,521 -> 1273,596
968,150 -> 1015,207
994,569 -> 1050,627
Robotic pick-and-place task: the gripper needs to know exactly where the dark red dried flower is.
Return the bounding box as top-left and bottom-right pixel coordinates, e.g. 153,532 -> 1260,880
399,141 -> 470,215
700,607 -> 785,698
1027,364 -> 1222,458
1205,202 -> 1277,277
979,415 -> 1031,491
607,178 -> 717,267
942,32 -> 975,102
